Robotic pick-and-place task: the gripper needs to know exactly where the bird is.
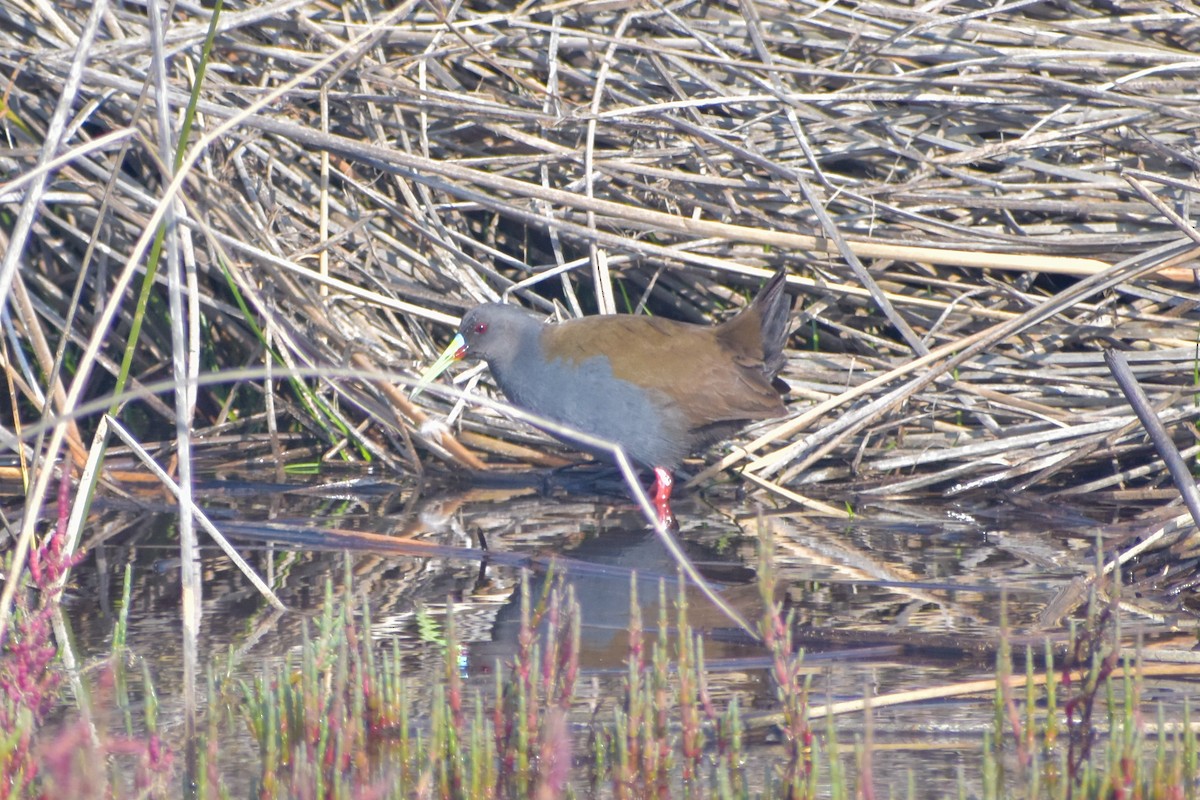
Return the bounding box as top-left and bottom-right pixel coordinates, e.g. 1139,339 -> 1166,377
414,268 -> 792,526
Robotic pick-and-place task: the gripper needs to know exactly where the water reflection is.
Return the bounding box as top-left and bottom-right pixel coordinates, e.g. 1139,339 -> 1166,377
55,469 -> 1200,795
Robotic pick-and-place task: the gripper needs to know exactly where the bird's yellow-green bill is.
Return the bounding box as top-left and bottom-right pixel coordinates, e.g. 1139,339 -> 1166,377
411,333 -> 467,398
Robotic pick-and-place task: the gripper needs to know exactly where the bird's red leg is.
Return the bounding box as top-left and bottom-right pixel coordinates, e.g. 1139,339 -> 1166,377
652,467 -> 678,528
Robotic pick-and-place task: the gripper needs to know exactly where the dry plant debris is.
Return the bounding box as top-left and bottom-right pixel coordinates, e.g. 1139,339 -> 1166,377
3,1 -> 1200,540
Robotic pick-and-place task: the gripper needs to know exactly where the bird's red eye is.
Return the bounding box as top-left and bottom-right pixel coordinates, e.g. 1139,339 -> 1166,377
474,322 -> 488,334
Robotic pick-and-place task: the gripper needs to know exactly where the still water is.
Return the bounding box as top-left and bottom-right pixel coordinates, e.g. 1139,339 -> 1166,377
61,466 -> 1199,795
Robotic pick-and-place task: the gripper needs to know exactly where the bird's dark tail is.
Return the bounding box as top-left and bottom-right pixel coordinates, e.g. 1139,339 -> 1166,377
715,267 -> 793,387
751,267 -> 792,378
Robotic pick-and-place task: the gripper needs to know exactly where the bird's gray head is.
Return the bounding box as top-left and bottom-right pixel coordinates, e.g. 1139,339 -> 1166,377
412,302 -> 546,398
457,303 -> 545,369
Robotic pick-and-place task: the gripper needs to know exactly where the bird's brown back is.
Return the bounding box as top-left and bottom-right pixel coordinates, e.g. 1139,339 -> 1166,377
541,313 -> 785,431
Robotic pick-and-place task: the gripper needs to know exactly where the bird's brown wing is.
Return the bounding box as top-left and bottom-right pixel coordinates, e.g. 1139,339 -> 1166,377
542,315 -> 785,428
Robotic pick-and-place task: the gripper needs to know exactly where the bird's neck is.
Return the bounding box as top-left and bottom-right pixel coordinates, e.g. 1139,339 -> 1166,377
486,323 -> 547,407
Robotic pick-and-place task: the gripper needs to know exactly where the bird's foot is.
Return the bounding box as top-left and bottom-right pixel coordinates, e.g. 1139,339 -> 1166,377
652,467 -> 679,530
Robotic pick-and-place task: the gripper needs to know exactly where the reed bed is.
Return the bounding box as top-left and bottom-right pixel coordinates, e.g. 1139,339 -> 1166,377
4,2 -> 1200,790
5,1 -> 1200,620
5,2 -> 1200,497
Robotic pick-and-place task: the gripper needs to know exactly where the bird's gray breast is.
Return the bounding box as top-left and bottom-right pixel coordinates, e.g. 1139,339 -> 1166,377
489,349 -> 690,468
